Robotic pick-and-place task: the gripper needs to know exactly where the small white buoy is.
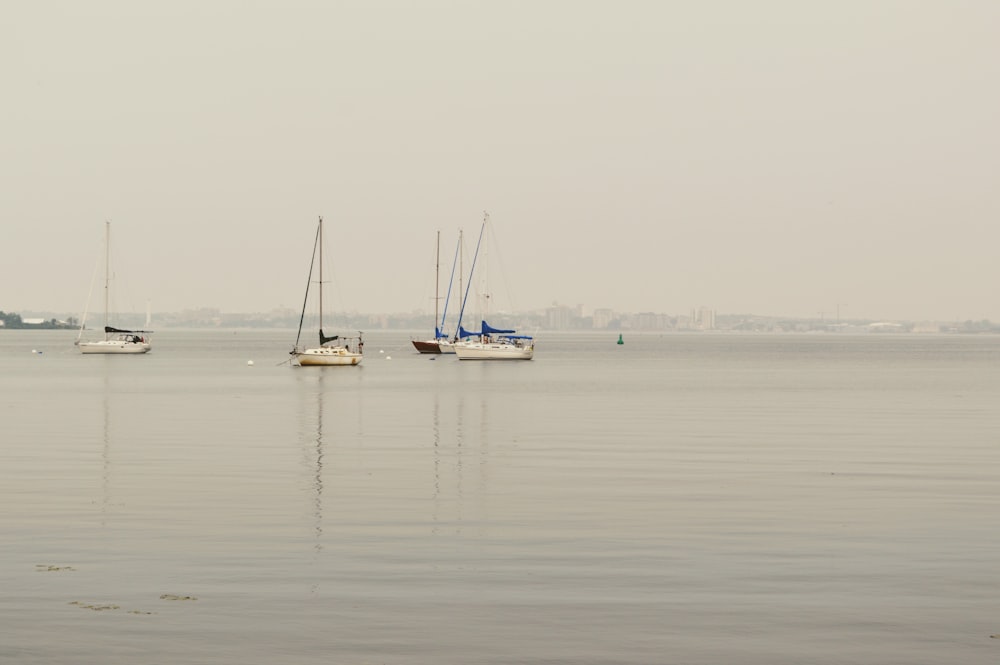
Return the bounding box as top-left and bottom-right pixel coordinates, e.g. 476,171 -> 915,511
379,349 -> 384,354
386,355 -> 392,360
247,360 -> 254,366
31,349 -> 37,354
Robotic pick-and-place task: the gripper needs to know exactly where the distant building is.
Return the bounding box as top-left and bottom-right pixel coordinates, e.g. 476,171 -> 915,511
692,307 -> 715,331
592,308 -> 614,329
636,312 -> 666,330
869,322 -> 903,332
545,304 -> 573,330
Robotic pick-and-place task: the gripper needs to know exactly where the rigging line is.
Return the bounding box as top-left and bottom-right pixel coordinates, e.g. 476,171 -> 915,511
439,232 -> 462,334
456,218 -> 486,334
294,220 -> 322,350
318,224 -> 353,328
486,216 -> 518,314
76,253 -> 102,343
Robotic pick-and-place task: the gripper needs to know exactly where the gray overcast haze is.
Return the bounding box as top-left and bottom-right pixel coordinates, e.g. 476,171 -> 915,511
3,1 -> 999,322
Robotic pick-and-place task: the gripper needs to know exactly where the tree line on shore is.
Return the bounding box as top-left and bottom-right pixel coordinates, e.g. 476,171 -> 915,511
0,311 -> 77,330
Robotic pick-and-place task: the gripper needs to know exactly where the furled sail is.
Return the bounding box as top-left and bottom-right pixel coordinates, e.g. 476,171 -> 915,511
105,326 -> 150,334
481,320 -> 515,335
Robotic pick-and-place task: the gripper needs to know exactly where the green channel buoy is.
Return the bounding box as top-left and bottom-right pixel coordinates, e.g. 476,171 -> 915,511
617,334 -> 624,345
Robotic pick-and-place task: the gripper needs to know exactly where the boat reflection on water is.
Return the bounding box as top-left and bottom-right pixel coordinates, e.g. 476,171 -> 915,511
297,372 -> 327,558
429,383 -> 499,538
311,380 -> 325,553
431,391 -> 472,534
100,374 -> 111,524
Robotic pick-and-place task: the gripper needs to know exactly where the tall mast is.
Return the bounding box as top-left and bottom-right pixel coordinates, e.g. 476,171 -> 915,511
440,231 -> 461,338
456,229 -> 463,337
482,211 -> 490,322
456,217 -> 486,338
103,221 -> 110,338
434,229 -> 440,335
293,219 -> 321,350
318,216 -> 324,332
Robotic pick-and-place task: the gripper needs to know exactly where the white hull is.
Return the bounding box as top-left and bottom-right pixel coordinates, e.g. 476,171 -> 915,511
79,340 -> 151,354
438,340 -> 456,354
294,346 -> 362,366
454,340 -> 534,360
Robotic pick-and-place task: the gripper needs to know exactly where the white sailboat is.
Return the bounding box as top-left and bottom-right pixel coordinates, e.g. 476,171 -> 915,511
454,212 -> 534,361
290,216 -> 363,367
77,221 -> 152,355
412,230 -> 461,354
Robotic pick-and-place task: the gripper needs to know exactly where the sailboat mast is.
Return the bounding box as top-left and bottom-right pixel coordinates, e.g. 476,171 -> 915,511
318,216 -> 324,332
293,219 -> 321,350
456,218 -> 485,338
455,229 -> 463,337
482,211 -> 490,322
434,229 -> 440,335
103,221 -> 110,339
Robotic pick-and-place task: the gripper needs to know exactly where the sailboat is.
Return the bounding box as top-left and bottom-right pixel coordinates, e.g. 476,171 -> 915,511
290,216 -> 363,367
454,212 -> 534,361
412,230 -> 461,354
77,221 -> 152,354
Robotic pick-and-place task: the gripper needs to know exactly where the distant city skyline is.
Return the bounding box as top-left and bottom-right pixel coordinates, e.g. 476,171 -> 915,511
8,305 -> 998,339
12,301 -> 996,330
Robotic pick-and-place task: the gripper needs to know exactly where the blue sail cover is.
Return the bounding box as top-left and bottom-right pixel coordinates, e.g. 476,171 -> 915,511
481,320 -> 515,335
458,325 -> 478,339
434,327 -> 448,340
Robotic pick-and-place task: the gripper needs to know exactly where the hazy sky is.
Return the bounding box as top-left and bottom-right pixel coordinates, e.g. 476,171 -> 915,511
4,1 -> 999,321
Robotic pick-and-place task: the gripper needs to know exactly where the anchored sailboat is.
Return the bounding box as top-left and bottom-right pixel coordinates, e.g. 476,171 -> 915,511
412,230 -> 462,354
290,216 -> 363,367
77,221 -> 152,355
454,212 -> 534,361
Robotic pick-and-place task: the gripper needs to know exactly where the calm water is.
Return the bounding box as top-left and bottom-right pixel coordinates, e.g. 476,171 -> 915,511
2,329 -> 999,664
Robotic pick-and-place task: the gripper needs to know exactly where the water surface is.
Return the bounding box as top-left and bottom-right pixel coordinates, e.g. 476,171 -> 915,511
2,330 -> 999,663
